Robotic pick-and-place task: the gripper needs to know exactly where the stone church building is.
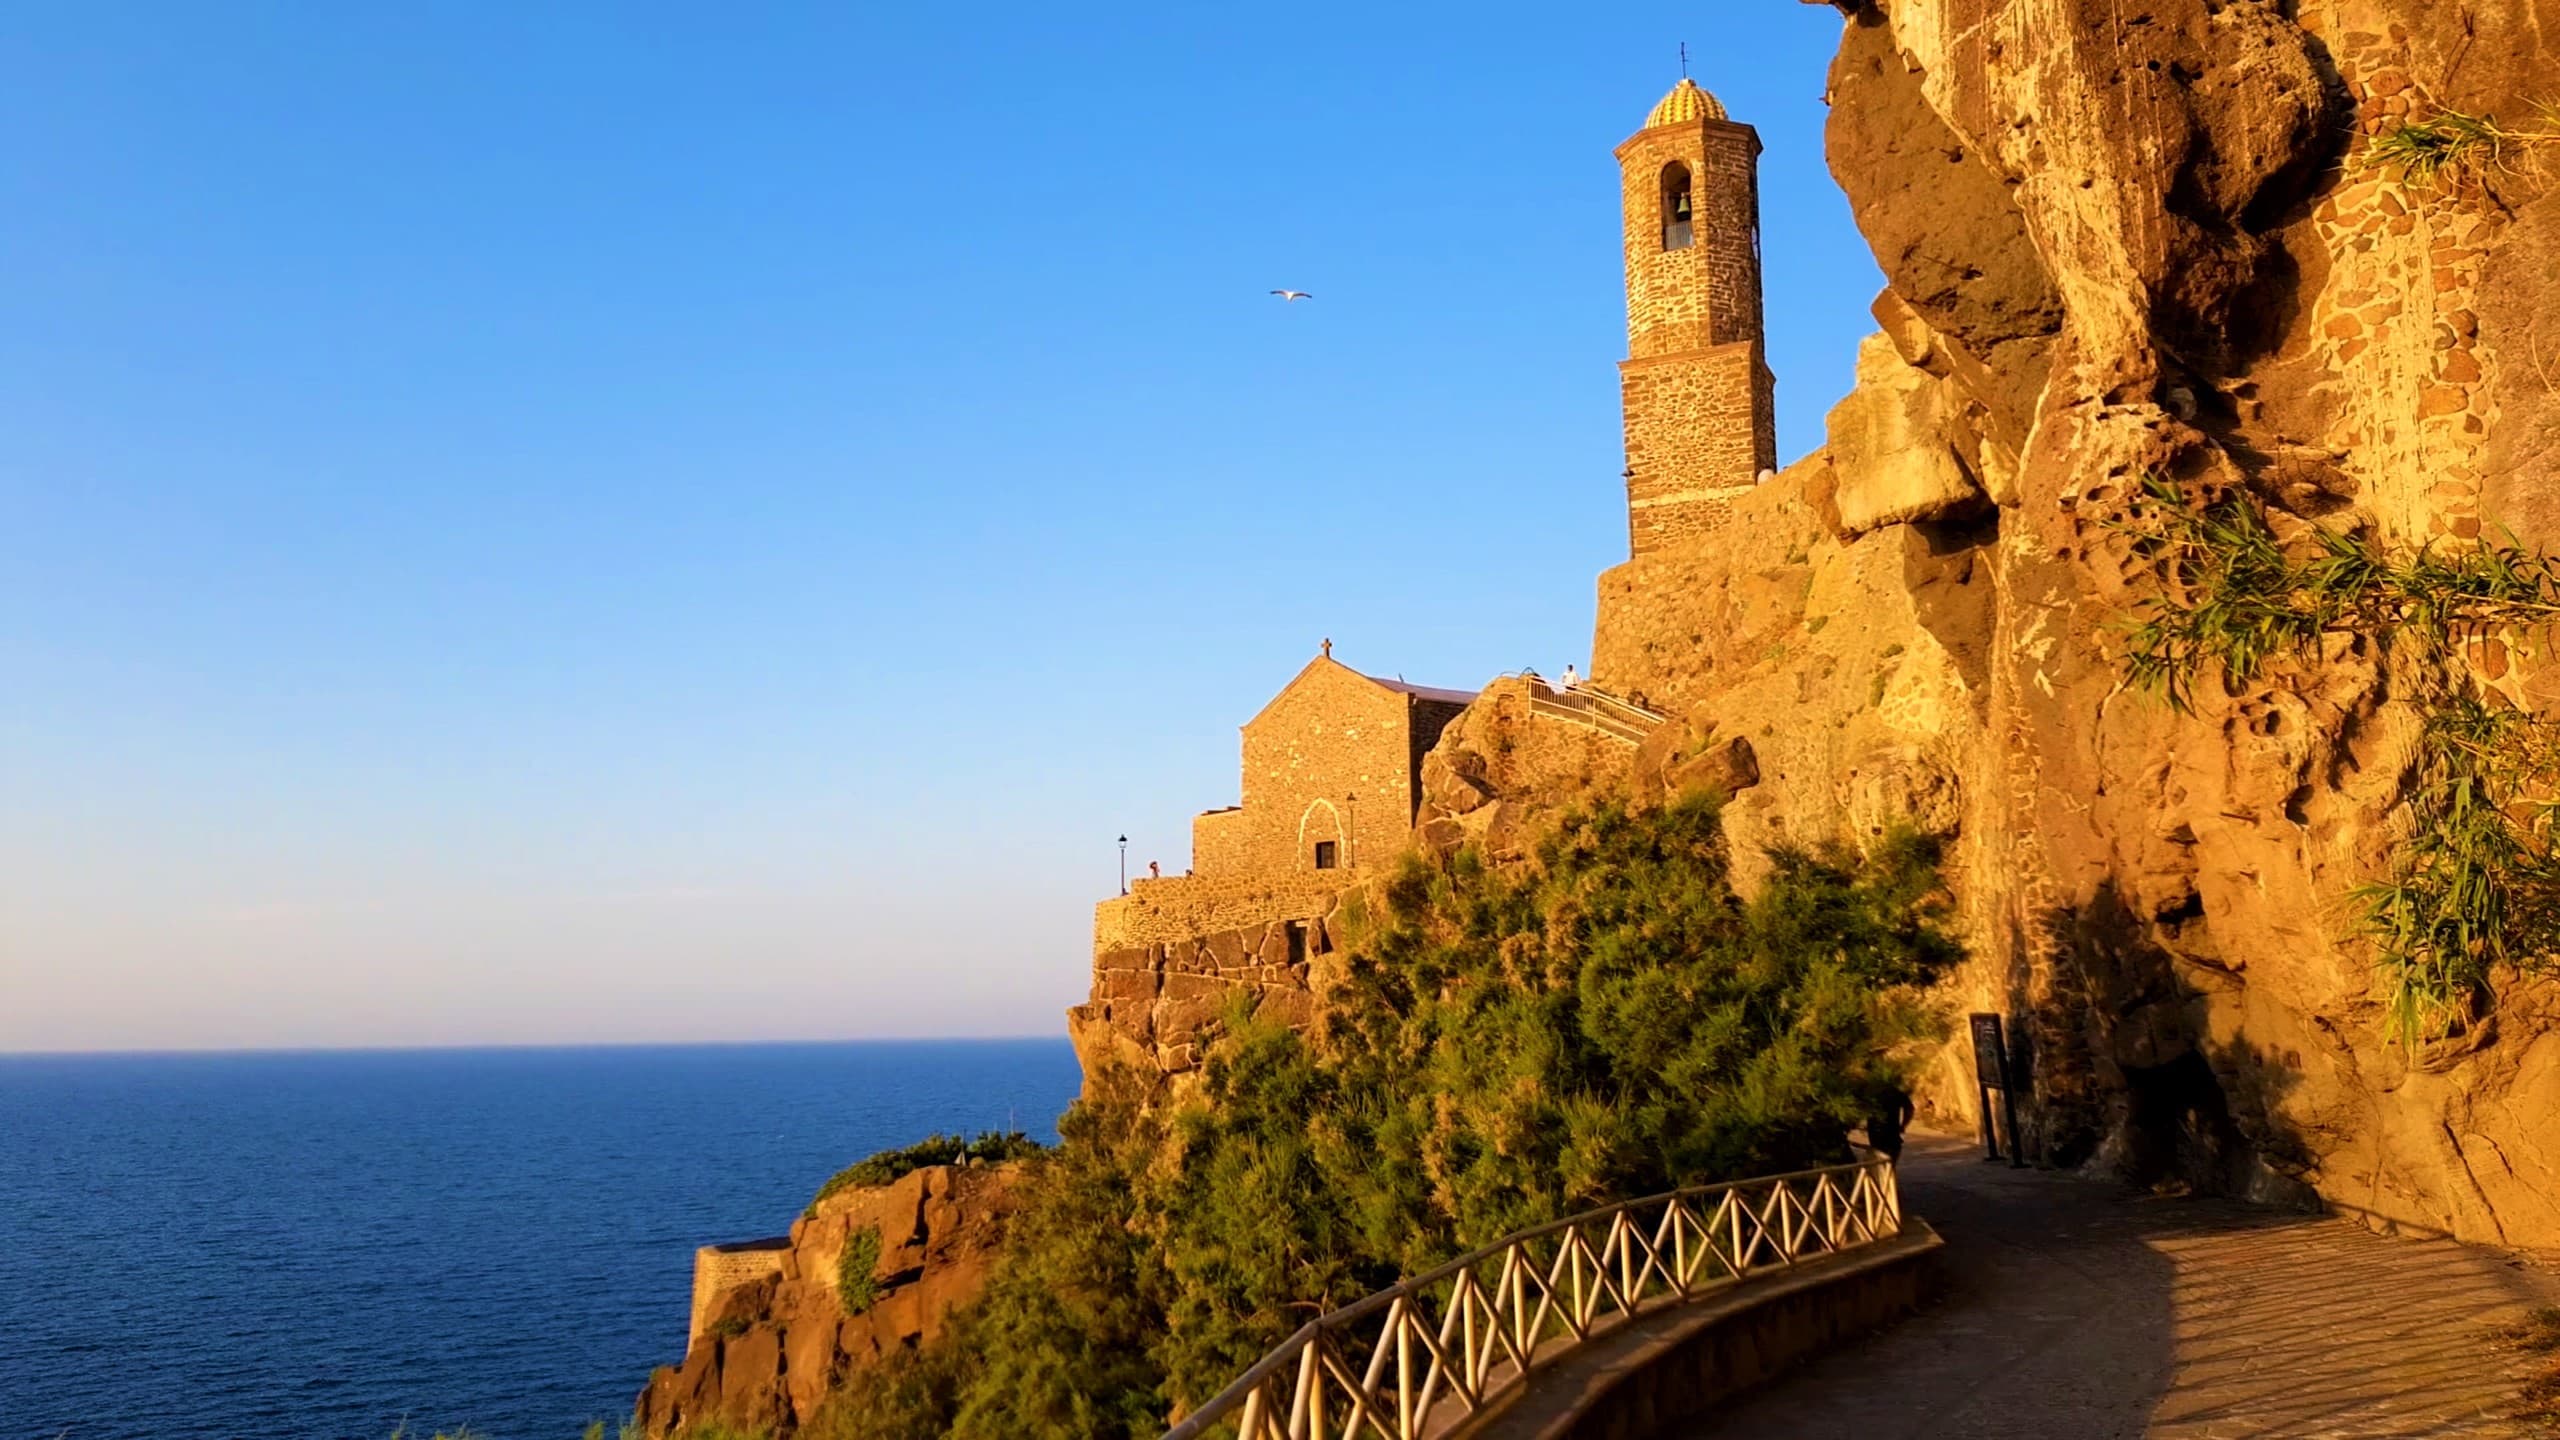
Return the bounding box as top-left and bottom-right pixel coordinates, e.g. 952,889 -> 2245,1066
1191,646 -> 1475,879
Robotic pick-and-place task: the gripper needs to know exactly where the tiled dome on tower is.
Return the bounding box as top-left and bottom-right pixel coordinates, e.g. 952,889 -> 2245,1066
1644,76 -> 1728,128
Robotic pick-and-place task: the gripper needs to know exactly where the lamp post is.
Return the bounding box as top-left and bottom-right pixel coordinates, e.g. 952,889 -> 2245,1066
1344,793 -> 1357,870
1118,835 -> 1128,895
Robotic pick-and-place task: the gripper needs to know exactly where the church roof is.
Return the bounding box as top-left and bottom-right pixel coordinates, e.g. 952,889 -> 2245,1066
1646,76 -> 1728,128
1239,653 -> 1480,731
1366,675 -> 1479,707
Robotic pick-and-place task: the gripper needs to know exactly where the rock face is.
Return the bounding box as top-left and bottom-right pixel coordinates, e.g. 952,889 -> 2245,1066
1624,0 -> 2560,1242
1413,675 -> 1664,857
633,1162 -> 1019,1436
1822,333 -> 1992,535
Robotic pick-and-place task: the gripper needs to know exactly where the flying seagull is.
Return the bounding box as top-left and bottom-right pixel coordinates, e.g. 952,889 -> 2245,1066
1270,289 -> 1314,303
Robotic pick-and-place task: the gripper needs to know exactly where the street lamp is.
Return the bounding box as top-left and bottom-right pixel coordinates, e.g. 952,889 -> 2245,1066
1344,793 -> 1357,870
1118,834 -> 1129,895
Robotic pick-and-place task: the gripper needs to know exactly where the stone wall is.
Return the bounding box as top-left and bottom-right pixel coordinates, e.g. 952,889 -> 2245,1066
1093,870 -> 1350,953
1072,908 -> 1342,1080
1190,806 -> 1250,877
689,1238 -> 789,1348
2282,9 -> 2516,553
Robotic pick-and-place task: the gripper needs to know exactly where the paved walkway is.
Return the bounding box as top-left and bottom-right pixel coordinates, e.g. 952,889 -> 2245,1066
1680,1133 -> 2560,1439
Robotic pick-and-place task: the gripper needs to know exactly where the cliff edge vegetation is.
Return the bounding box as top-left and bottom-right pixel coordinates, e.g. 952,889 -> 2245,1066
744,795 -> 1958,1439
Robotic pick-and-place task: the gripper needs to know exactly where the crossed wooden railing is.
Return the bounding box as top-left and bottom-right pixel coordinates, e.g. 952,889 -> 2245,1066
1159,1153 -> 1900,1440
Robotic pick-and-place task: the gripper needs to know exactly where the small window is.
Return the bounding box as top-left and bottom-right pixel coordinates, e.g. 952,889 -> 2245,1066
1313,840 -> 1339,870
1660,162 -> 1694,251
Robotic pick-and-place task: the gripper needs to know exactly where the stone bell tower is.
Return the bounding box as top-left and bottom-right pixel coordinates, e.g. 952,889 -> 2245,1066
1617,77 -> 1776,557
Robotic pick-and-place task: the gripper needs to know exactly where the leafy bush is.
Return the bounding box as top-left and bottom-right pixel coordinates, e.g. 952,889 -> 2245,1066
806,1130 -> 1046,1216
808,793 -> 1954,1438
836,1225 -> 883,1316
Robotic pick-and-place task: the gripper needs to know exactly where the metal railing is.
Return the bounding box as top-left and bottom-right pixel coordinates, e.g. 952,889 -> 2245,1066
1160,1153 -> 1901,1440
1525,689 -> 1661,745
1571,686 -> 1667,731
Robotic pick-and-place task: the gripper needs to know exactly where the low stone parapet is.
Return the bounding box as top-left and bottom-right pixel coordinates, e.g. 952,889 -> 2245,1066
688,1237 -> 790,1349
1093,870 -> 1350,953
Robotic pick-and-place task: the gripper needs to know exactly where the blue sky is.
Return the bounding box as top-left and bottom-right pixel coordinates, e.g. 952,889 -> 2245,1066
0,3 -> 1881,1051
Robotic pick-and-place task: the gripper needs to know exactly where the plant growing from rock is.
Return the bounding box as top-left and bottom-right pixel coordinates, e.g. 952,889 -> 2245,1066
2115,477 -> 2560,1041
835,1225 -> 882,1317
806,1130 -> 1045,1217
2367,103 -> 2560,188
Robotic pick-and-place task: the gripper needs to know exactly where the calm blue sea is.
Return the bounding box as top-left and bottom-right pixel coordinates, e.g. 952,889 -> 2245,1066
0,1040 -> 1083,1440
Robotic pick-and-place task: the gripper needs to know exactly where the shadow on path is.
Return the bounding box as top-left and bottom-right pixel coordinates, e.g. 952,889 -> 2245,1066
1674,1133 -> 2559,1439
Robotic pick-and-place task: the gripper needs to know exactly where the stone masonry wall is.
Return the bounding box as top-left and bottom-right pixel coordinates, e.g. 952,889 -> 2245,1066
2286,6 -> 2511,553
1093,870 -> 1350,953
1073,909 -> 1339,1080
1190,806 -> 1250,877
1623,343 -> 1774,556
1619,119 -> 1766,357
689,1239 -> 789,1348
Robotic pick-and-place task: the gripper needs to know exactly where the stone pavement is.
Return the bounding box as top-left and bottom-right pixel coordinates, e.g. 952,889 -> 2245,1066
1679,1133 -> 2560,1439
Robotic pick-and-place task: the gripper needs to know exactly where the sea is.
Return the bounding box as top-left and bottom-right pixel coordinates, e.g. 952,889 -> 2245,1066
0,1039 -> 1084,1440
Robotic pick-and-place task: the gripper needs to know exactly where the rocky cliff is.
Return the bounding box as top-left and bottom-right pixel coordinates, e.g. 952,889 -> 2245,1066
634,1162 -> 1019,1435
1580,0 -> 2559,1243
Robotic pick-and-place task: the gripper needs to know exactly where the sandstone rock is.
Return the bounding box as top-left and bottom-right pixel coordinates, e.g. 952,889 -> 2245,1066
633,1163 -> 1021,1436
1668,736 -> 1761,799
1823,335 -> 1988,536
1824,10 -> 2060,434
1659,0 -> 2560,1246
1841,744 -> 1961,842
715,1327 -> 783,1432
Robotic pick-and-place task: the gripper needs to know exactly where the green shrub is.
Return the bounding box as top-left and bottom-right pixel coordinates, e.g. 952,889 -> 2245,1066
816,794 -> 1956,1437
806,1130 -> 1046,1216
836,1225 -> 882,1316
